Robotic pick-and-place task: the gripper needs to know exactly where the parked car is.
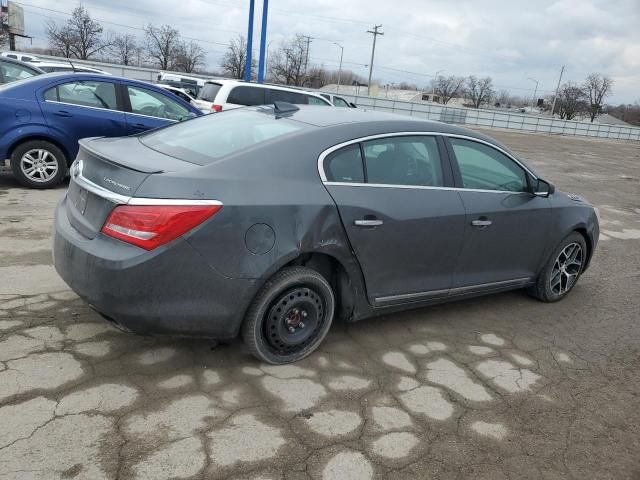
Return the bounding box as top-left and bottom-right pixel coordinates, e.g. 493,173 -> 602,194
156,72 -> 206,97
53,104 -> 599,364
0,57 -> 44,84
1,51 -> 40,63
32,61 -> 109,75
318,92 -> 356,108
193,79 -> 333,113
0,72 -> 202,188
156,83 -> 197,105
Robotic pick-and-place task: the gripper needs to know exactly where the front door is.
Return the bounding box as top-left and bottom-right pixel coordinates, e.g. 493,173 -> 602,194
446,137 -> 551,288
321,134 -> 466,305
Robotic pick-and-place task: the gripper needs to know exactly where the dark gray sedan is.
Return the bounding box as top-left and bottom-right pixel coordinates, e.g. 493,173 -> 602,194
53,104 -> 599,364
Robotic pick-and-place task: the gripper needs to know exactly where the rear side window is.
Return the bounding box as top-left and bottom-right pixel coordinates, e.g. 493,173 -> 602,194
198,82 -> 222,102
227,86 -> 266,106
0,62 -> 38,83
325,144 -> 365,183
140,109 -> 305,165
362,136 -> 444,187
44,81 -> 118,110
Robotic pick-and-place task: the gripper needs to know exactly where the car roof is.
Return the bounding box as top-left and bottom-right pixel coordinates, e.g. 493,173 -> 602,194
0,56 -> 45,73
252,104 -> 515,151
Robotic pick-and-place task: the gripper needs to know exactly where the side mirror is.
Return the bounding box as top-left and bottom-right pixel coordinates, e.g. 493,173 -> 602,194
533,178 -> 555,197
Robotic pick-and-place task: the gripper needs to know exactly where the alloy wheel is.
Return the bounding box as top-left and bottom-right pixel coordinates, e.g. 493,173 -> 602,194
550,242 -> 583,295
20,149 -> 59,183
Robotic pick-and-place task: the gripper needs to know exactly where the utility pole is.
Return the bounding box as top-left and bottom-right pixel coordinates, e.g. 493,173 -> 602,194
244,0 -> 255,82
333,42 -> 343,92
302,35 -> 313,76
257,0 -> 269,84
527,77 -> 539,108
366,24 -> 383,96
550,65 -> 564,117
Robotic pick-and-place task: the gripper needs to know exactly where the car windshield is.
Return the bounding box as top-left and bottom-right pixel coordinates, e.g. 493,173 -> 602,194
139,109 -> 306,165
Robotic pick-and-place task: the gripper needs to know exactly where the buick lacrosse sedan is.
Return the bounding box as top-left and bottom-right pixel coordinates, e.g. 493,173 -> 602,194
53,103 -> 599,364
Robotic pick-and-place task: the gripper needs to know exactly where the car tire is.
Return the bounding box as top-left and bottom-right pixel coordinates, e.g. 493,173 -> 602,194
528,232 -> 587,302
242,266 -> 335,364
10,140 -> 67,189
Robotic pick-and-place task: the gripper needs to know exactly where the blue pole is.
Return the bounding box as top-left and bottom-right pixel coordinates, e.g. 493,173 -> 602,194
244,0 -> 255,82
257,0 -> 269,83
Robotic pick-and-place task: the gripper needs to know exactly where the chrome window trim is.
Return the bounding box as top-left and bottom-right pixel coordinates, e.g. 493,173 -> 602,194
323,181 -> 529,195
44,99 -> 119,113
317,131 -> 538,193
72,168 -> 221,206
124,110 -> 179,122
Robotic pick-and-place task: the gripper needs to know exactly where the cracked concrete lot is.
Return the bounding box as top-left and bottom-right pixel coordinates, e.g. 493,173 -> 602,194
1,130 -> 639,480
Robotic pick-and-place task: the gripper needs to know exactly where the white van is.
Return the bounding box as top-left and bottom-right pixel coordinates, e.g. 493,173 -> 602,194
193,80 -> 333,113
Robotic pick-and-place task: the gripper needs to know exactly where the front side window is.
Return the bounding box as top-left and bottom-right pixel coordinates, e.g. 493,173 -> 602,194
44,80 -> 118,110
362,136 -> 444,187
325,144 -> 365,183
227,86 -> 266,106
333,97 -> 350,108
127,85 -> 190,121
450,138 -> 528,192
308,95 -> 329,106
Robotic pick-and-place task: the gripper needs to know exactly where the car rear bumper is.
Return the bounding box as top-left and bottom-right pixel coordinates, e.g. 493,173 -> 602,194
53,194 -> 255,339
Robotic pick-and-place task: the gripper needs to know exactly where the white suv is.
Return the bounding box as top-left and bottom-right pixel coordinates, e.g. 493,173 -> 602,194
193,80 -> 333,113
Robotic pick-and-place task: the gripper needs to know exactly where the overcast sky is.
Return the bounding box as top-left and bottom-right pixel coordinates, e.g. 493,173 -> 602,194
13,0 -> 640,103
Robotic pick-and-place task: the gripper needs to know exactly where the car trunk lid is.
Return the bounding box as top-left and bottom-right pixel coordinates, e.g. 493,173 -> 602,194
65,136 -> 197,239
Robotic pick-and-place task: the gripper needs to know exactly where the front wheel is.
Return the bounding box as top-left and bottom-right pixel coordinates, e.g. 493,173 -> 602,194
10,140 -> 67,189
528,232 -> 587,302
242,267 -> 335,364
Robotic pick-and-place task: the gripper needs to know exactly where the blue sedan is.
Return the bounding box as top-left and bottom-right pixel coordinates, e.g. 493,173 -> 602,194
0,73 -> 202,188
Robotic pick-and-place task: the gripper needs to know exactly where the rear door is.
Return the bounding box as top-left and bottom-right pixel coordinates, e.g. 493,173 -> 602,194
40,79 -> 128,152
321,134 -> 466,305
445,136 -> 551,288
123,84 -> 192,133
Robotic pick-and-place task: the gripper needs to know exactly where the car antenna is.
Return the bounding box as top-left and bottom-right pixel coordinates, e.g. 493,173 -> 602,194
66,58 -> 78,73
273,101 -> 299,116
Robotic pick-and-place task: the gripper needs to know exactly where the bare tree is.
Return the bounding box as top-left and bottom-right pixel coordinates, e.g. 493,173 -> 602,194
46,21 -> 76,58
465,76 -> 494,108
604,101 -> 640,127
556,82 -> 587,120
174,40 -> 205,73
144,24 -> 180,70
46,5 -> 110,60
111,33 -> 137,66
220,35 -> 251,79
269,34 -> 308,86
583,73 -> 613,122
432,75 -> 466,104
0,25 -> 8,48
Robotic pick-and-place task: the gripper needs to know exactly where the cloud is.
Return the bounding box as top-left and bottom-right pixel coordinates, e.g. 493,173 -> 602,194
15,0 -> 640,103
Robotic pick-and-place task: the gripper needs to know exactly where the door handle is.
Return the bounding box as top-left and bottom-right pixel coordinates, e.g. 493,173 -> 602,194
354,219 -> 383,227
54,110 -> 72,117
471,219 -> 492,227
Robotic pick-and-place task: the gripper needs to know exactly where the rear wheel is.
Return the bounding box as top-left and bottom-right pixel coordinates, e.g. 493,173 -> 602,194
10,140 -> 67,189
529,232 -> 587,302
242,267 -> 335,364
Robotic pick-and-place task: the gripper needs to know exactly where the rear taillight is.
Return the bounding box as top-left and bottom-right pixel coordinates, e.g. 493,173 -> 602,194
101,204 -> 222,250
211,104 -> 223,112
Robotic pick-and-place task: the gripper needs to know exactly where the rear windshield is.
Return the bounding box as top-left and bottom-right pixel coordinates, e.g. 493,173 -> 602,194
198,82 -> 222,102
139,109 -> 305,165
